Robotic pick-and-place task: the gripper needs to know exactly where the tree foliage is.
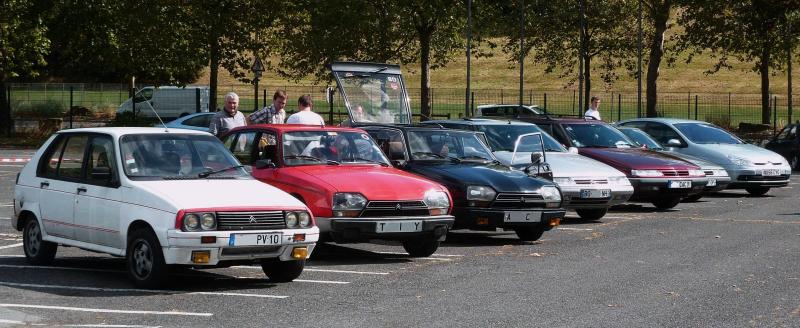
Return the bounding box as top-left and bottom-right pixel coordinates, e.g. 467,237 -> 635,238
0,0 -> 50,82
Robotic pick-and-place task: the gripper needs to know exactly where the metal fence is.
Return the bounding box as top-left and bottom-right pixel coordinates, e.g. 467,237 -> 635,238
4,83 -> 797,135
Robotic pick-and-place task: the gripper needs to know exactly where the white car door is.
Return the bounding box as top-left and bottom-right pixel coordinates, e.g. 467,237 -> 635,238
73,135 -> 123,248
38,134 -> 89,240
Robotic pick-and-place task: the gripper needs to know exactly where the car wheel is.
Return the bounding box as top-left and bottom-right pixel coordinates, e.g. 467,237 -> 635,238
684,194 -> 703,202
652,197 -> 682,210
514,226 -> 546,241
402,238 -> 440,257
126,229 -> 168,289
745,186 -> 771,196
261,259 -> 305,282
575,208 -> 608,221
23,218 -> 57,265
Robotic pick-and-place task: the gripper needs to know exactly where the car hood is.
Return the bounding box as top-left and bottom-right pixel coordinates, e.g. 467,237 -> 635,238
579,148 -> 698,172
405,162 -> 552,193
662,151 -> 724,170
290,165 -> 447,200
130,178 -> 306,212
494,151 -> 625,178
690,143 -> 788,165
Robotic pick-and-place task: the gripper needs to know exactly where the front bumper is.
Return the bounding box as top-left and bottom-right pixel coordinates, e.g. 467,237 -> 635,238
702,175 -> 732,192
453,207 -> 565,230
559,185 -> 634,209
164,227 -> 319,265
725,167 -> 790,189
317,215 -> 455,242
628,177 -> 708,201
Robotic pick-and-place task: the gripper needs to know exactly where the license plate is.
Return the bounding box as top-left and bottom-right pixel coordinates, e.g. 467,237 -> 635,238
706,179 -> 717,187
375,220 -> 423,233
503,211 -> 542,223
229,233 -> 282,246
762,169 -> 780,176
668,180 -> 692,189
580,189 -> 611,199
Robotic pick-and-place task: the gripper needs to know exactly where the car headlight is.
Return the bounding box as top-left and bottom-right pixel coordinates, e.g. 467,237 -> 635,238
466,186 -> 496,201
688,169 -> 705,177
608,176 -> 631,186
630,170 -> 664,177
332,192 -> 367,217
285,211 -> 298,227
726,154 -> 751,167
712,169 -> 729,177
540,185 -> 562,201
184,213 -> 200,231
553,177 -> 573,186
200,213 -> 216,230
284,211 -> 312,228
298,211 -> 312,227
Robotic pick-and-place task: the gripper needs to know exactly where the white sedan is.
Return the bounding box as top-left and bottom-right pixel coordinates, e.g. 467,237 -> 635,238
13,127 -> 318,288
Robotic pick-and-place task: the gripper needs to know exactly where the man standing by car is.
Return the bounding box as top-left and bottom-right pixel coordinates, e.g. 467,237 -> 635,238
286,95 -> 325,125
249,90 -> 288,124
584,96 -> 601,121
209,92 -> 246,137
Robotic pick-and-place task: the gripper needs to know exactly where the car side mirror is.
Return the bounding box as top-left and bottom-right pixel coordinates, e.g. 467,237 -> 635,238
568,147 -> 579,154
530,153 -> 542,164
666,139 -> 683,147
254,159 -> 276,169
391,159 -> 407,167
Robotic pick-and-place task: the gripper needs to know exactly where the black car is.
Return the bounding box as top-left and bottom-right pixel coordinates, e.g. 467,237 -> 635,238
361,124 -> 565,241
764,122 -> 799,171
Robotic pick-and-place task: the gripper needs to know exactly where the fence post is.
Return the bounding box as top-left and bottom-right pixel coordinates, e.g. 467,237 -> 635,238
529,90 -> 532,105
263,89 -> 267,108
131,87 -> 136,119
694,95 -> 698,120
195,88 -> 201,113
4,85 -> 11,136
470,91 -> 475,116
501,89 -> 504,104
69,86 -> 74,129
544,93 -> 548,114
618,93 -> 622,121
572,90 -> 576,114
773,95 -> 778,134
687,92 -> 691,119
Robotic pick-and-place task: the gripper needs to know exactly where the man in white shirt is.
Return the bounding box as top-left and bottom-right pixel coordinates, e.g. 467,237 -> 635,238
209,92 -> 246,137
286,95 -> 325,125
584,96 -> 601,121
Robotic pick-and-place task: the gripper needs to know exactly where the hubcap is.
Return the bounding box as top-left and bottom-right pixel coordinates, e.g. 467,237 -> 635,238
132,240 -> 153,278
26,222 -> 41,256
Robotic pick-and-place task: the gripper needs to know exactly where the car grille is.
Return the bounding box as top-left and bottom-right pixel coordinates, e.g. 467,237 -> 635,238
360,200 -> 429,217
491,193 -> 545,209
216,211 -> 286,231
703,170 -> 715,176
573,179 -> 608,185
753,162 -> 783,166
661,170 -> 689,177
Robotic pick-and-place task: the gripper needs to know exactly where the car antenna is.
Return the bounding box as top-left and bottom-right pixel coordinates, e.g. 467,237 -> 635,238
137,87 -> 169,132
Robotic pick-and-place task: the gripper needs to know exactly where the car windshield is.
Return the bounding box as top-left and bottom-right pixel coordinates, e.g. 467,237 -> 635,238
474,124 -> 566,152
334,71 -> 410,124
563,123 -> 634,148
407,130 -> 495,162
282,131 -> 390,166
619,128 -> 663,150
120,134 -> 247,179
674,123 -> 743,144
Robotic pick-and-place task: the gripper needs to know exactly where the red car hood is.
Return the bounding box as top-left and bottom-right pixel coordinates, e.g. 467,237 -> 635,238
292,165 -> 446,200
579,148 -> 699,172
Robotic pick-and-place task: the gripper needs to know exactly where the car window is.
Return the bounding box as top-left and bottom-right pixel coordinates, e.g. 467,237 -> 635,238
481,107 -> 499,116
230,131 -> 258,164
618,121 -> 647,130
645,123 -> 687,145
183,114 -> 212,128
562,123 -> 633,148
38,136 -> 68,178
619,128 -> 663,150
58,135 -> 89,180
86,136 -> 116,185
474,124 -> 565,152
256,132 -> 279,164
367,128 -> 407,161
673,123 -> 742,144
283,130 -> 390,165
407,130 -> 494,161
120,134 -> 247,179
789,126 -> 797,140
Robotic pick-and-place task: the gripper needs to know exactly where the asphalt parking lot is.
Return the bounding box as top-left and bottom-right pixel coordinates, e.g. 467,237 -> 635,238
0,149 -> 798,328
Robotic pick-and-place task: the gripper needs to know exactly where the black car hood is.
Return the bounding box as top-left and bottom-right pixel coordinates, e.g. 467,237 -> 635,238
404,162 -> 552,193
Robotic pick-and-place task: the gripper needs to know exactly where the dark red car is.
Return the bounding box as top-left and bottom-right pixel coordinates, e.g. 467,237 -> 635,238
516,116 -> 708,209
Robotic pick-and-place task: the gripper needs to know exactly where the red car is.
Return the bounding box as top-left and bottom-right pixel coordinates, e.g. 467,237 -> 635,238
221,124 -> 455,257
516,116 -> 708,209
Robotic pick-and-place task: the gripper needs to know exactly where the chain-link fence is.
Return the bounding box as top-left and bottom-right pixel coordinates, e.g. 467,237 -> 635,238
4,83 -> 797,135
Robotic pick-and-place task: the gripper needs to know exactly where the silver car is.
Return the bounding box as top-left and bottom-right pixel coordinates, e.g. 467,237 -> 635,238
617,118 -> 791,196
423,119 -> 634,220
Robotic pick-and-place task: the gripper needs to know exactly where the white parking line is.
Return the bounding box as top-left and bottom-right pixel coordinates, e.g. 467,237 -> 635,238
557,227 -> 594,231
0,217 -> 11,220
0,255 -> 24,258
0,243 -> 22,250
0,320 -> 160,328
373,251 -> 463,257
293,279 -> 350,284
0,303 -> 212,317
0,204 -> 13,207
0,281 -> 288,299
305,268 -> 390,275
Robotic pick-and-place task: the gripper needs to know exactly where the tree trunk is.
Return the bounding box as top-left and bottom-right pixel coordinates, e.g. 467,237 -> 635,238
209,40 -> 220,112
583,54 -> 591,111
0,79 -> 9,136
419,29 -> 432,121
760,45 -> 771,124
646,1 -> 671,118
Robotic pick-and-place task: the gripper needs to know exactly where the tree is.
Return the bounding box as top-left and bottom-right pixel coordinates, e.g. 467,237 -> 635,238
643,0 -> 673,118
677,0 -> 800,124
0,0 -> 50,134
276,0 -> 467,120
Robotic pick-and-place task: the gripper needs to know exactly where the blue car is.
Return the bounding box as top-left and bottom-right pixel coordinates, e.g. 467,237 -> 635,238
156,112 -> 214,132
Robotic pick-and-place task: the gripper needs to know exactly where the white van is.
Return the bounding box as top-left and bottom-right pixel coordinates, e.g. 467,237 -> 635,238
118,86 -> 210,119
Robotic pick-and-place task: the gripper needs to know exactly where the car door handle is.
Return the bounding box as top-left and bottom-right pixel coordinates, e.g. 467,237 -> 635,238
40,181 -> 49,188
77,187 -> 87,193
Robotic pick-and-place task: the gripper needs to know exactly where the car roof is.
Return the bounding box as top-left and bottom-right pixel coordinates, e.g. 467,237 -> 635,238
477,104 -> 539,109
522,116 -> 603,124
57,127 -> 211,137
424,118 -> 535,126
330,61 -> 402,75
232,124 -> 367,134
618,117 -> 706,125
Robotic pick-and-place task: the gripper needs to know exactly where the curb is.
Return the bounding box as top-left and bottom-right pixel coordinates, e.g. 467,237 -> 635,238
0,158 -> 31,163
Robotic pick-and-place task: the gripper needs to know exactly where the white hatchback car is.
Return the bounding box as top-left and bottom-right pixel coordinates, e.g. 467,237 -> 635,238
13,127 -> 318,288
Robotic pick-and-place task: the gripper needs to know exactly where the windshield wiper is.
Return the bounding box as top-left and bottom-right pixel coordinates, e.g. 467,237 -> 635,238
198,165 -> 244,178
458,155 -> 491,162
412,152 -> 446,159
284,155 -> 339,165
348,157 -> 389,166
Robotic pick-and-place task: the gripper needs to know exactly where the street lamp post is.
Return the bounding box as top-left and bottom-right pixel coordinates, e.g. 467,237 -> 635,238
251,57 -> 265,112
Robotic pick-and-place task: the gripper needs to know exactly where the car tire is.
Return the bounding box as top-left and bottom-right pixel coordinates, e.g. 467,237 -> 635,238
402,238 -> 440,257
261,259 -> 305,282
514,226 -> 546,241
23,218 -> 57,265
575,208 -> 608,221
745,186 -> 771,196
684,194 -> 703,202
652,197 -> 682,210
126,229 -> 168,289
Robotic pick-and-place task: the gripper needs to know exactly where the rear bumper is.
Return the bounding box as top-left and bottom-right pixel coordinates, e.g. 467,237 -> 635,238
628,177 -> 708,200
317,215 -> 455,242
